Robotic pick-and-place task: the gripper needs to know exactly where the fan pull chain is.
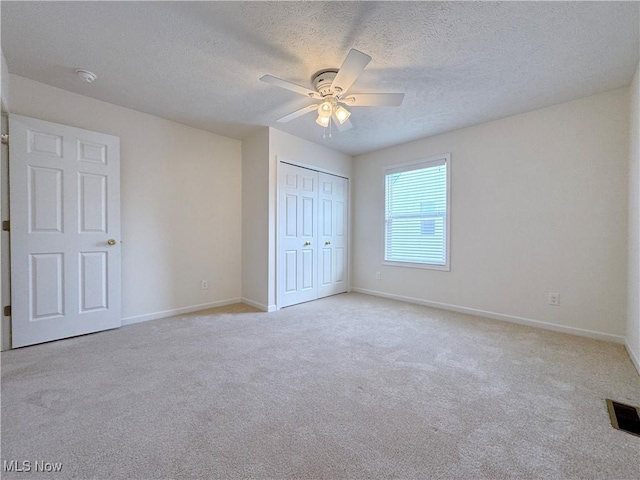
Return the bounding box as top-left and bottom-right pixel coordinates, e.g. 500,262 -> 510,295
322,117 -> 333,140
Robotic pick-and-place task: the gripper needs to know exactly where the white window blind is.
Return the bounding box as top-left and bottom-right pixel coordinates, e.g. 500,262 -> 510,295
385,157 -> 449,268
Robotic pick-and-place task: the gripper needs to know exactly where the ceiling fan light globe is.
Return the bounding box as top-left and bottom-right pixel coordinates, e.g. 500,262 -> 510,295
318,101 -> 333,118
316,115 -> 330,127
335,106 -> 351,124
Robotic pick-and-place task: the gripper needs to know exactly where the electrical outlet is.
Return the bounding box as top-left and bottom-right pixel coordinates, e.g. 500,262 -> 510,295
548,292 -> 560,306
375,272 -> 381,280
201,280 -> 208,290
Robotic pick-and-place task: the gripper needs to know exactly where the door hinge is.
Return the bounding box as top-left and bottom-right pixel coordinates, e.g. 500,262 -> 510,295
1,133 -> 7,146
2,220 -> 8,232
3,305 -> 10,317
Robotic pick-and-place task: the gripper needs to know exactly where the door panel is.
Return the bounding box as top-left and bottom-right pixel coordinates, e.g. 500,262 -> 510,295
336,201 -> 345,236
318,172 -> 348,298
335,247 -> 345,283
301,249 -> 314,290
79,251 -> 108,312
10,115 -> 121,347
321,248 -> 332,285
322,199 -> 332,236
30,253 -> 64,319
285,194 -> 297,236
302,195 -> 314,237
277,163 -> 318,307
79,173 -> 107,233
29,166 -> 63,232
285,250 -> 297,293
78,140 -> 107,164
28,130 -> 63,157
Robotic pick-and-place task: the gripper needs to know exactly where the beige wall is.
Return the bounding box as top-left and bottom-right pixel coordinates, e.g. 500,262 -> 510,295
241,128 -> 270,309
3,72 -> 635,354
8,75 -> 242,328
627,62 -> 640,372
352,88 -> 630,342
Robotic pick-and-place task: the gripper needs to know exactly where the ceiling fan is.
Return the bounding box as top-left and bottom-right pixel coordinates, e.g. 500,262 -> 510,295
260,49 -> 404,136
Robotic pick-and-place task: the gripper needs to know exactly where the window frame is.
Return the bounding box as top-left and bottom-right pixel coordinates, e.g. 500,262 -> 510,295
382,153 -> 451,272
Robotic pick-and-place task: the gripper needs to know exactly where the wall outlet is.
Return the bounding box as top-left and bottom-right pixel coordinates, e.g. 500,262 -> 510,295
548,292 -> 560,306
201,280 -> 208,290
375,272 -> 381,280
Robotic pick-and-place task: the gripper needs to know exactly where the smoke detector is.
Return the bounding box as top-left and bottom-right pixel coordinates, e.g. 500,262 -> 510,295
75,69 -> 97,83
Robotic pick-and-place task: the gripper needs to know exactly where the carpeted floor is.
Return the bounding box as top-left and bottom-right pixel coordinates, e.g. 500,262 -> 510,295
1,292 -> 639,479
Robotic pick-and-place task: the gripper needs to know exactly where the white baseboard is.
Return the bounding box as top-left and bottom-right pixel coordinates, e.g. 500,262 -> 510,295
239,298 -> 278,313
121,297 -> 241,326
625,342 -> 640,376
350,287 -> 625,344
241,297 -> 267,311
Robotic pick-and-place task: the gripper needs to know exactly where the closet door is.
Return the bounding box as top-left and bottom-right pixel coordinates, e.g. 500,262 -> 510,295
318,172 -> 348,298
277,163 -> 318,308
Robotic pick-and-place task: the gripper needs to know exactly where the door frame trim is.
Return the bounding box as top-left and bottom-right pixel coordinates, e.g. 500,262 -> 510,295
0,109 -> 10,351
279,160 -> 349,180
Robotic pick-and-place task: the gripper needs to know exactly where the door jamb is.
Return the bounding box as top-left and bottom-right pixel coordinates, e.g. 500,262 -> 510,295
0,108 -> 10,350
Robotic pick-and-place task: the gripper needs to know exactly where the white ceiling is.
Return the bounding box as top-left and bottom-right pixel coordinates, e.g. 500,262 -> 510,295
2,1 -> 638,155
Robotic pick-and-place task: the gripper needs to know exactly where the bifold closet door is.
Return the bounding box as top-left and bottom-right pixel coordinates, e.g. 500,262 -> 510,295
317,172 -> 348,298
277,163 -> 349,308
277,163 -> 318,308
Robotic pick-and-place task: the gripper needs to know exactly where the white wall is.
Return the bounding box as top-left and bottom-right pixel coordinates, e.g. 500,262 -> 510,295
241,128 -> 270,309
268,128 -> 352,309
353,88 -> 629,342
8,75 -> 242,328
627,62 -> 640,372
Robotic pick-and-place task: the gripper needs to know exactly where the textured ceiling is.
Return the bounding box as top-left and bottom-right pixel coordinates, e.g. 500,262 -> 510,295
2,1 -> 639,155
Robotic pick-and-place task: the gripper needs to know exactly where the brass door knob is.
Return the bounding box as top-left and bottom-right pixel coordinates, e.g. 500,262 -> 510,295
107,239 -> 117,246
304,241 -> 311,247
325,241 -> 331,246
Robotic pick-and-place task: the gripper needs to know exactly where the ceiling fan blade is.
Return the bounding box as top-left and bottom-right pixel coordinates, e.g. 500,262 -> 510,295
276,104 -> 318,123
342,93 -> 405,107
332,113 -> 353,131
260,75 -> 320,98
331,49 -> 371,95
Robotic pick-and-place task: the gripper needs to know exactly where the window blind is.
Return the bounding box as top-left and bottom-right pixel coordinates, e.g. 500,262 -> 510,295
385,159 -> 448,266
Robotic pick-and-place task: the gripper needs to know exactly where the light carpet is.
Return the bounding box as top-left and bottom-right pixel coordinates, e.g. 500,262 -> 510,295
1,293 -> 639,479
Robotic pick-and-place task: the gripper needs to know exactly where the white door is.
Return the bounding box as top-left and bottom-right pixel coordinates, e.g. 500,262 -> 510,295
9,115 -> 121,348
277,163 -> 318,308
318,172 -> 348,298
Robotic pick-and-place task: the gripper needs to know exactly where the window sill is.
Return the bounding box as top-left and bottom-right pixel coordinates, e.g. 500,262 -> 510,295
383,261 -> 450,272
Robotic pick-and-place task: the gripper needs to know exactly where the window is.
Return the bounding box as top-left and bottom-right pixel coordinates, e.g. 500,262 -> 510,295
384,155 -> 450,270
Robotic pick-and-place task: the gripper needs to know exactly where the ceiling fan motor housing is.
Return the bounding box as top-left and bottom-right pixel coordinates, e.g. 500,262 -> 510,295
312,69 -> 341,97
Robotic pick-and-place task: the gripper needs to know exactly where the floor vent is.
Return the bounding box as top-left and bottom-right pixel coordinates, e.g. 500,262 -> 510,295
606,399 -> 640,437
